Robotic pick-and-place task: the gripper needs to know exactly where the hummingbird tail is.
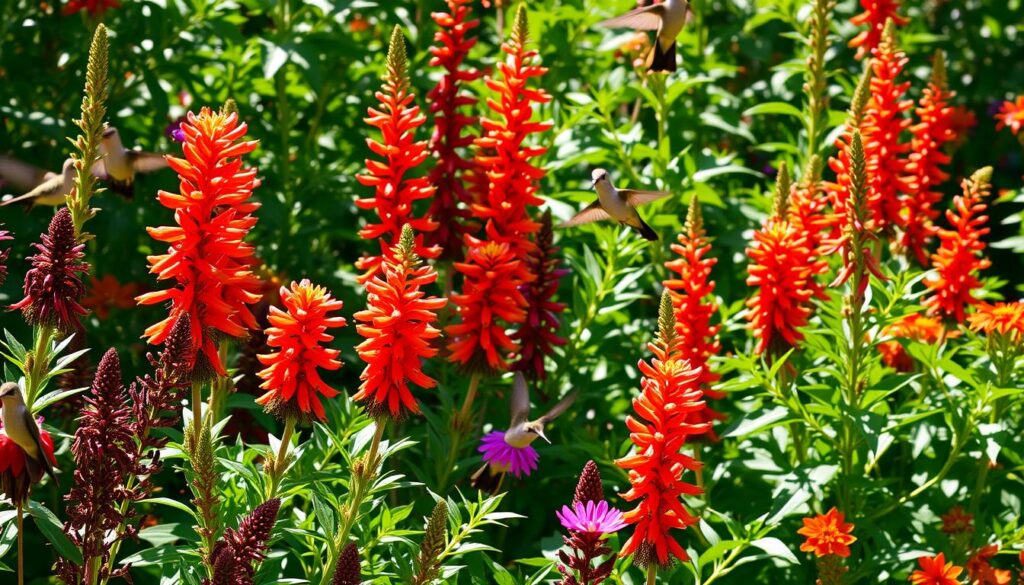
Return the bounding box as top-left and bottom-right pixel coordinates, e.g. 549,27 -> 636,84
469,464 -> 505,494
647,41 -> 678,72
635,218 -> 659,241
106,178 -> 135,200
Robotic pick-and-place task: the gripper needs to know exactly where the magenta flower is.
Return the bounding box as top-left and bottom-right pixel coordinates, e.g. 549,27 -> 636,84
478,430 -> 538,478
556,500 -> 626,535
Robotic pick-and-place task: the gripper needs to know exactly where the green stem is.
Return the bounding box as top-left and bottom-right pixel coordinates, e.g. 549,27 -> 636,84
16,501 -> 23,585
26,325 -> 54,410
269,416 -> 296,498
191,381 -> 203,450
457,373 -> 482,424
702,544 -> 747,585
646,564 -> 657,585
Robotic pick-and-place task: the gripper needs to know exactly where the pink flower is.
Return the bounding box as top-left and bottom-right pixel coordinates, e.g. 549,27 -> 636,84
556,500 -> 627,535
478,430 -> 538,478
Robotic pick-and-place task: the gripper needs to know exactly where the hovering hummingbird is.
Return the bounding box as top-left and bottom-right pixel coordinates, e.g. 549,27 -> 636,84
0,157 -> 76,208
560,169 -> 670,241
0,383 -> 58,484
98,126 -> 170,198
599,0 -> 694,72
470,372 -> 578,493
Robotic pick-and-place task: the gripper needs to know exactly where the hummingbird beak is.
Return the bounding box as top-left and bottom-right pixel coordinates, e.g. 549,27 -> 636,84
535,429 -> 551,444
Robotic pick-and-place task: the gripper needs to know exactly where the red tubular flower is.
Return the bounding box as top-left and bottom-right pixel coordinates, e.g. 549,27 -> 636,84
446,239 -> 527,372
789,164 -> 832,301
862,22 -> 915,234
256,280 -> 346,421
356,26 -> 439,283
995,96 -> 1024,137
797,508 -> 857,558
10,208 -> 89,332
663,198 -> 723,432
616,292 -> 707,566
353,225 -> 447,419
472,5 -> 552,280
924,167 -> 993,323
0,418 -> 56,505
849,2 -> 908,59
137,108 -> 263,377
903,53 -> 957,265
62,0 -> 120,16
512,211 -> 568,380
424,0 -> 483,260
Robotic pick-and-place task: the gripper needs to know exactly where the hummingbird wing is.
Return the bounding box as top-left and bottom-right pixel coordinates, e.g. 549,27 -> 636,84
1,174 -> 66,206
21,411 -> 57,481
560,200 -> 612,228
509,371 -> 531,428
619,189 -> 672,207
538,390 -> 579,425
128,151 -> 170,174
0,156 -> 49,190
598,4 -> 665,31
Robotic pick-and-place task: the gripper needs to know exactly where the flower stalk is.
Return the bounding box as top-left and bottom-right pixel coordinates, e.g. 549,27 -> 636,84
66,23 -> 109,241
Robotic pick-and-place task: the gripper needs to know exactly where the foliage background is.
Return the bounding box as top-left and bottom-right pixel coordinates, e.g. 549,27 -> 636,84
1,0 -> 1023,583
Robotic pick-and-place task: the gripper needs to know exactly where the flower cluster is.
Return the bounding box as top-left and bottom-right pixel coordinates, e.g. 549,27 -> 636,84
995,96 -> 1024,137
849,1 -> 908,59
137,108 -> 263,377
789,159 -> 831,300
0,416 -> 56,505
798,508 -> 857,558
256,280 -> 346,421
967,544 -> 1012,585
940,506 -> 973,535
353,225 -> 447,419
424,0 -> 483,259
356,26 -> 439,283
969,302 -> 1024,343
10,207 -> 89,332
512,211 -> 568,380
557,462 -> 623,585
206,498 -> 281,585
923,167 -> 993,323
878,314 -> 954,372
617,292 -> 707,566
910,553 -> 964,585
331,543 -> 362,585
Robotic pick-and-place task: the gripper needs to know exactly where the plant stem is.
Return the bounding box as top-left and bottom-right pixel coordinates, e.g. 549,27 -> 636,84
646,564 -> 657,585
26,325 -> 54,409
191,381 -> 203,451
457,372 -> 481,424
16,501 -> 23,585
269,416 -> 296,498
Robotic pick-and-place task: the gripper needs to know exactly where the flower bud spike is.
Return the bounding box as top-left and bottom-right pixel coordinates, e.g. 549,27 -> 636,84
849,67 -> 873,126
771,161 -> 792,220
512,4 -> 529,47
386,25 -> 409,89
930,50 -> 947,89
684,193 -> 703,234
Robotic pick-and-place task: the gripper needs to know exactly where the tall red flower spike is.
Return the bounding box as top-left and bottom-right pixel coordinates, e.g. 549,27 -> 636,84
424,0 -> 483,260
924,167 -> 993,324
256,279 -> 346,421
356,26 -> 439,283
789,157 -> 832,301
862,21 -> 914,234
849,2 -> 908,60
446,239 -> 528,372
825,69 -> 872,239
512,211 -> 568,380
137,107 -> 263,377
353,225 -> 447,419
663,197 -> 723,433
902,52 -> 957,266
617,291 -> 707,567
746,164 -> 817,356
472,5 -> 552,280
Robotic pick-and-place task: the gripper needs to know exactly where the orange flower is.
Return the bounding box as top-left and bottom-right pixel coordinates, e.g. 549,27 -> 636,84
82,274 -> 139,320
789,170 -> 832,300
940,506 -> 973,535
967,545 -> 1013,585
797,508 -> 857,558
137,108 -> 263,376
616,292 -> 707,566
256,280 -> 346,421
910,553 -> 964,585
849,1 -> 908,59
995,96 -> 1024,136
878,315 -> 955,372
356,27 -> 439,283
664,198 -> 723,433
924,168 -> 993,323
353,226 -> 447,419
969,302 -> 1024,341
446,240 -> 527,372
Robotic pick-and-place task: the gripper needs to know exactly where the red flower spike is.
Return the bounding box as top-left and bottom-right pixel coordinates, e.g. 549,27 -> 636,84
797,507 -> 857,558
256,279 -> 346,421
902,52 -> 957,265
849,2 -> 908,59
790,158 -> 832,300
424,0 -> 484,260
446,239 -> 528,372
472,5 -> 552,280
617,291 -> 707,566
825,68 -> 873,241
512,210 -> 568,380
356,26 -> 439,283
664,197 -> 723,433
923,167 -> 993,324
909,553 -> 965,585
353,225 -> 447,419
137,107 -> 263,377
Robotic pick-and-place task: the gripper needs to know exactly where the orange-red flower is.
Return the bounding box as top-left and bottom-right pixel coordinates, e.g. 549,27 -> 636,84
424,0 -> 483,260
617,292 -> 707,566
664,198 -> 723,432
356,27 -> 439,283
878,314 -> 955,372
940,506 -> 973,535
512,211 -> 568,380
995,96 -> 1024,136
969,302 -> 1024,339
446,239 -> 527,372
255,280 -> 345,421
353,226 -> 447,419
137,108 -> 263,376
903,55 -> 957,265
924,168 -> 993,323
82,274 -> 139,320
968,545 -> 1013,585
789,172 -> 832,300
798,508 -> 857,558
849,1 -> 908,59
472,6 -> 552,279
910,553 -> 964,585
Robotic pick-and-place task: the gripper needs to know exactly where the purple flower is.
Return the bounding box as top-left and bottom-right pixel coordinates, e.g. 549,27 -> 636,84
556,500 -> 626,535
165,118 -> 186,142
478,430 -> 538,478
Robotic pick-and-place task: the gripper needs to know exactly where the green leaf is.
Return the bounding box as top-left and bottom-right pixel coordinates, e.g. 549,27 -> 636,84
743,102 -> 803,118
750,537 -> 799,565
140,498 -> 200,521
27,500 -> 83,565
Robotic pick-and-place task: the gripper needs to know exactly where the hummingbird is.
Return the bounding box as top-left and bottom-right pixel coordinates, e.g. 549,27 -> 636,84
470,372 -> 578,493
0,382 -> 58,484
560,168 -> 670,241
97,126 -> 170,198
0,157 -> 76,208
599,0 -> 694,72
